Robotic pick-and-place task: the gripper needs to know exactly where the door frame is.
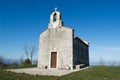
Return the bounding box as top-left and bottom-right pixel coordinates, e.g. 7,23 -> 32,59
51,52 -> 57,68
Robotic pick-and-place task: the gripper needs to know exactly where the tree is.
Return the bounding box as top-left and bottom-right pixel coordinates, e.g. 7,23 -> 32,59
20,58 -> 32,67
20,55 -> 24,64
0,55 -> 7,68
0,55 -> 4,63
98,58 -> 106,66
29,45 -> 37,64
23,44 -> 37,64
24,44 -> 29,59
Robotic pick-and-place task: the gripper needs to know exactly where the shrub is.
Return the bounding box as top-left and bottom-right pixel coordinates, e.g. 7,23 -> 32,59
0,61 -> 7,68
20,58 -> 32,67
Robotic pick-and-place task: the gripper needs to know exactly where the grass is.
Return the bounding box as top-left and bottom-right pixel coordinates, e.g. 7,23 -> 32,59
6,65 -> 37,69
0,66 -> 120,80
60,66 -> 120,80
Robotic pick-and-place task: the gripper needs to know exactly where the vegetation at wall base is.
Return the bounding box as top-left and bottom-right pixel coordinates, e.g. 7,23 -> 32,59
0,66 -> 120,80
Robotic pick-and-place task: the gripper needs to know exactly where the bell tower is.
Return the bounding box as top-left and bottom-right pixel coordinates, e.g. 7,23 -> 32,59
48,8 -> 63,28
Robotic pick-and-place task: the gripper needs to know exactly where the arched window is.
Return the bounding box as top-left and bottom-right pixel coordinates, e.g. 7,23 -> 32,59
53,13 -> 57,22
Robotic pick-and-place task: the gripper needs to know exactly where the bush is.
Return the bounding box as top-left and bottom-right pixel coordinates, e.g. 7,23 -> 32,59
0,61 -> 7,68
0,55 -> 7,68
20,58 -> 32,67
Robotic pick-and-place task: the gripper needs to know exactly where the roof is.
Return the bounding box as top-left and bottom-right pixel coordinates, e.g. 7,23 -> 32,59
74,36 -> 89,46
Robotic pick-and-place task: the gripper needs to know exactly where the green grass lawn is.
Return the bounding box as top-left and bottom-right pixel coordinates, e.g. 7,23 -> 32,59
0,66 -> 120,80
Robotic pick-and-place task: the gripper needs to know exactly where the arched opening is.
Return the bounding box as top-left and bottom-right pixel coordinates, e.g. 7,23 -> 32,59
53,13 -> 57,22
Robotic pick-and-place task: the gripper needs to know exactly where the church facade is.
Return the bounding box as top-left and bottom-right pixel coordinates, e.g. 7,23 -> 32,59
37,9 -> 89,70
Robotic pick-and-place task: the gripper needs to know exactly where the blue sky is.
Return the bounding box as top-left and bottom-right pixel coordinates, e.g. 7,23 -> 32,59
0,0 -> 120,64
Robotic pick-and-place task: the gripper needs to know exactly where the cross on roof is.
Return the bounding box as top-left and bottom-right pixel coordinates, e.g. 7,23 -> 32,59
55,7 -> 58,11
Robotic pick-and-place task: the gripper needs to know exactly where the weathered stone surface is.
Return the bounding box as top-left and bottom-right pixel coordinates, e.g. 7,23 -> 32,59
38,27 -> 73,69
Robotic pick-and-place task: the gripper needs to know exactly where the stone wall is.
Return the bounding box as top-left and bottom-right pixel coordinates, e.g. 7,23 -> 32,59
38,27 -> 74,69
73,37 -> 89,68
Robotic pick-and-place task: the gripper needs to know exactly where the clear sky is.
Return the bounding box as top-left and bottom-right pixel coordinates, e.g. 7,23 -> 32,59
0,0 -> 120,65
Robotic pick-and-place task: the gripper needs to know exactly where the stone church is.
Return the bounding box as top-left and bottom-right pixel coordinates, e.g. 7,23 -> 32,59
37,8 -> 89,70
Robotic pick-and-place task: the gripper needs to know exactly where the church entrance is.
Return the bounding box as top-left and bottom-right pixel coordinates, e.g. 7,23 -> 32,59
51,52 -> 57,68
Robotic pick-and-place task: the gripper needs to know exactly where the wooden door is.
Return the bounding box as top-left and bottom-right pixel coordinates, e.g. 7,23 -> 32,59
51,52 -> 57,68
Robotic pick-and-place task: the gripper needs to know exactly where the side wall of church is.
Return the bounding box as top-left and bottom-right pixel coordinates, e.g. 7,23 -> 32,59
38,27 -> 74,69
73,39 -> 89,68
